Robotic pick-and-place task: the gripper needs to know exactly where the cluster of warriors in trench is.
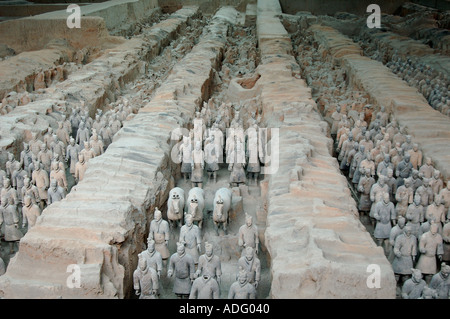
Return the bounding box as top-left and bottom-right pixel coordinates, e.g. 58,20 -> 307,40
176,99 -> 266,189
133,100 -> 268,299
333,104 -> 450,299
360,36 -> 450,118
133,209 -> 260,299
0,97 -> 138,270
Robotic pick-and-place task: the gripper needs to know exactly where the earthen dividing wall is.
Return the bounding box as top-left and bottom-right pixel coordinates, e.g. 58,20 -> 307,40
0,6 -> 238,299
256,0 -> 396,299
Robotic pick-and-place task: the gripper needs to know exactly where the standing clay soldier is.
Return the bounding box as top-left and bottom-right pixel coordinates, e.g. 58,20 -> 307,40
395,177 -> 414,219
29,132 -> 42,157
74,153 -> 88,183
408,144 -> 422,170
179,214 -> 202,265
21,195 -> 41,231
0,196 -> 23,254
417,224 -> 444,283
443,219 -> 450,263
419,157 -> 435,179
358,152 -> 376,179
357,168 -> 375,220
80,141 -> 95,163
11,165 -> 27,203
50,161 -> 67,192
410,170 -> 423,192
148,208 -> 170,263
228,269 -> 256,299
195,242 -> 222,284
189,272 -> 220,299
31,160 -> 49,209
429,263 -> 450,299
426,195 -> 446,234
416,178 -> 434,214
402,268 -> 427,299
178,136 -> 192,183
330,105 -> 342,137
401,135 -> 414,154
38,143 -> 52,173
133,254 -> 159,299
377,154 -> 393,178
56,121 -> 70,147
50,135 -> 66,165
396,153 -> 413,187
204,136 -> 219,184
392,225 -> 417,283
1,178 -> 18,207
21,177 -> 40,206
439,181 -> 450,211
406,194 -> 424,238
5,152 -> 19,179
388,216 -> 406,262
350,144 -> 365,182
385,168 -> 397,203
193,111 -> 205,147
430,170 -> 443,196
369,176 -> 390,226
76,121 -> 90,146
238,247 -> 261,290
229,142 -> 247,187
238,214 -> 259,255
374,193 -> 397,252
191,141 -> 204,188
47,179 -> 65,205
141,239 -> 163,279
20,143 -> 33,174
66,138 -> 80,177
43,127 -> 54,149
90,133 -> 104,157
167,242 -> 196,299
246,124 -> 261,185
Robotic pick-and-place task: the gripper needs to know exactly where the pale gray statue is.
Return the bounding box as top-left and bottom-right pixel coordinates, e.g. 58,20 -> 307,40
133,253 -> 159,299
189,272 -> 220,299
179,213 -> 202,264
228,268 -> 256,299
148,208 -> 170,261
168,242 -> 196,299
429,262 -> 450,299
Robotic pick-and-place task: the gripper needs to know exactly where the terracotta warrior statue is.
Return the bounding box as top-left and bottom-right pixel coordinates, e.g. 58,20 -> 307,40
179,213 -> 202,265
401,268 -> 426,299
141,239 -> 163,279
167,242 -> 196,299
148,208 -> 170,263
47,178 -> 65,205
0,196 -> 24,254
191,141 -> 204,188
429,262 -> 450,299
238,246 -> 261,290
228,268 -> 256,299
189,272 -> 220,299
392,225 -> 417,284
238,214 -> 259,255
195,242 -> 222,284
21,195 -> 41,231
178,136 -> 192,183
416,223 -> 444,283
133,253 -> 159,299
